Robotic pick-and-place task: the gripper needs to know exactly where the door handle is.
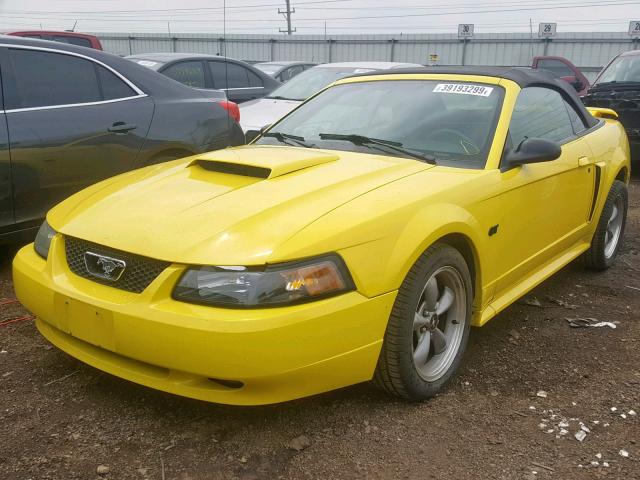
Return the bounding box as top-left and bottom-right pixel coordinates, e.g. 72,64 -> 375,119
108,122 -> 137,134
578,156 -> 594,167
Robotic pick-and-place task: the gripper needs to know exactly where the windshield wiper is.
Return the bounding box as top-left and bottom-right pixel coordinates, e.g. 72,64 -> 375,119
263,131 -> 314,148
318,133 -> 437,164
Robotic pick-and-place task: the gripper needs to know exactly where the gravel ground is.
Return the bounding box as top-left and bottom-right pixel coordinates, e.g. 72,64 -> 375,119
1,181 -> 638,480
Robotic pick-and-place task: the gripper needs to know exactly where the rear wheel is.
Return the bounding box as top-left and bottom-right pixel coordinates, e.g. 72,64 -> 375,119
585,180 -> 628,270
374,244 -> 472,400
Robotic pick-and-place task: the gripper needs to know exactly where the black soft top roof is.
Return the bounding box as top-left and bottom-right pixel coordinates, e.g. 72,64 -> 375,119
351,66 -> 599,128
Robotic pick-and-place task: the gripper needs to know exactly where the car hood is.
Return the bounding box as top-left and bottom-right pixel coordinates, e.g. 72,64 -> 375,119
49,145 -> 433,266
239,98 -> 302,132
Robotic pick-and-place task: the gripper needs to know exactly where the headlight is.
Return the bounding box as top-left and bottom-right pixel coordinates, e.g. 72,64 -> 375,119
173,254 -> 355,307
34,221 -> 57,259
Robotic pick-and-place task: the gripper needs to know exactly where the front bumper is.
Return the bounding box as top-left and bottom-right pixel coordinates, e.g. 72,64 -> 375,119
13,237 -> 396,405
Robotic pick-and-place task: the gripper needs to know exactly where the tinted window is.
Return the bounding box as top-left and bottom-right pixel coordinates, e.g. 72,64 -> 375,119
537,59 -> 574,78
7,49 -> 101,109
226,63 -> 249,88
247,69 -> 263,87
52,35 -> 92,48
209,61 -> 228,89
279,65 -> 304,82
162,61 -> 205,88
97,66 -> 135,100
209,61 -> 253,89
509,87 -> 574,146
565,102 -> 587,134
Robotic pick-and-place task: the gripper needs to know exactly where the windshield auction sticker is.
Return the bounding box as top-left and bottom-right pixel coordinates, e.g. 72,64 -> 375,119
433,83 -> 494,97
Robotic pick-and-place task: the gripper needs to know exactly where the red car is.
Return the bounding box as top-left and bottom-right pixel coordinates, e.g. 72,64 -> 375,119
532,56 -> 590,96
6,31 -> 102,50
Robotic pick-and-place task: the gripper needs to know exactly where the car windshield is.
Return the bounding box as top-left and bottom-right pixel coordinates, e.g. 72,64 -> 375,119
595,55 -> 640,85
254,63 -> 285,74
265,66 -> 377,101
256,80 -> 504,169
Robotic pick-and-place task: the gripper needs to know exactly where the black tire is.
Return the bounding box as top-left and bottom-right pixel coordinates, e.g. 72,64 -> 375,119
374,243 -> 472,401
585,180 -> 628,271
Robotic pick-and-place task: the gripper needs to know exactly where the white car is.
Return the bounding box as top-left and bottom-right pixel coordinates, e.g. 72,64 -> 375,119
239,61 -> 421,134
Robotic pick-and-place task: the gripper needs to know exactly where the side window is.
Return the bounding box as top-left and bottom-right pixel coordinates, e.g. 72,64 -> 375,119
97,66 -> 136,100
162,61 -> 205,88
226,63 -> 250,88
209,62 -> 253,89
7,49 -> 101,109
509,87 -> 575,147
537,59 -> 574,78
287,65 -> 305,80
247,69 -> 263,87
209,61 -> 228,89
565,101 -> 587,135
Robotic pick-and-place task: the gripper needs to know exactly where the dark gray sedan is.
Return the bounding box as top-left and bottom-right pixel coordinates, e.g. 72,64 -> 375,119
128,53 -> 281,103
0,36 -> 245,244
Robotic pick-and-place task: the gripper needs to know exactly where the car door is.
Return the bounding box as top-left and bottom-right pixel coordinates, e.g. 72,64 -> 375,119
1,45 -> 154,228
0,64 -> 13,232
208,61 -> 264,103
492,86 -> 595,295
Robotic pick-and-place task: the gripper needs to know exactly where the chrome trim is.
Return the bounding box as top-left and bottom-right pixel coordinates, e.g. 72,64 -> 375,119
223,87 -> 265,91
0,42 -> 147,108
5,95 -> 147,114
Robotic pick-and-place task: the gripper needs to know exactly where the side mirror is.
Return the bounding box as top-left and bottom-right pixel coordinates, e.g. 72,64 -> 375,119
244,124 -> 271,144
503,138 -> 562,170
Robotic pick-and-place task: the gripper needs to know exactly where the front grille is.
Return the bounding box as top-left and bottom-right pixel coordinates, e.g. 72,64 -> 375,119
65,236 -> 170,293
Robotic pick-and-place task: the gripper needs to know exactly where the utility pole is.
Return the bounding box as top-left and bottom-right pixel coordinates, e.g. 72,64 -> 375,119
278,1 -> 296,35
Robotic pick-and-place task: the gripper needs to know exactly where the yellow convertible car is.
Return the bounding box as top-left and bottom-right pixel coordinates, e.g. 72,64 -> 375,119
13,67 -> 630,405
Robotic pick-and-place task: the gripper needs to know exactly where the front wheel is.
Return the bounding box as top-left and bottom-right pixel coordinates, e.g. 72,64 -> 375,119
374,243 -> 472,401
585,180 -> 628,271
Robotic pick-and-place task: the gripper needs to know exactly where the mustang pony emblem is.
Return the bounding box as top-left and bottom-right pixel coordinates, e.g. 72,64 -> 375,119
84,252 -> 126,281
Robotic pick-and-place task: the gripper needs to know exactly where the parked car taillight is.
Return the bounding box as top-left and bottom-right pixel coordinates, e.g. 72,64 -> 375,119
217,100 -> 240,123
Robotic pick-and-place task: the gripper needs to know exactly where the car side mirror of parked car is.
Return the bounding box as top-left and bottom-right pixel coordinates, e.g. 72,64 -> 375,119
502,138 -> 562,171
245,124 -> 271,144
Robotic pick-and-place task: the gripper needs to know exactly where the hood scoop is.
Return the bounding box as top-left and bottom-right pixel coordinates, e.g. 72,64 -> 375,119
190,146 -> 339,179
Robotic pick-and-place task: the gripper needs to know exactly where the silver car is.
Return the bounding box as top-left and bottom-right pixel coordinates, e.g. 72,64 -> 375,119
253,61 -> 316,83
239,61 -> 421,134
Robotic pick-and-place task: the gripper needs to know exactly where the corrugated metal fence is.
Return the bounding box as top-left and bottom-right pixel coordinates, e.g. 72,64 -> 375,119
97,32 -> 640,80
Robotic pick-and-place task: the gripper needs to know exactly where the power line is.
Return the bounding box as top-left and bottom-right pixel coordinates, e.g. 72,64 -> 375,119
2,0 -> 636,24
0,0 -> 357,15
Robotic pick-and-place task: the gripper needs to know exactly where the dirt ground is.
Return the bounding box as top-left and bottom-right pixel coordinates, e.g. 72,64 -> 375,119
1,182 -> 638,480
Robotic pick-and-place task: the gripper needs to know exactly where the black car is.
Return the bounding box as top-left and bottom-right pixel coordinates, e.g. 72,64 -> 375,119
127,53 -> 281,103
583,49 -> 640,160
0,36 -> 245,244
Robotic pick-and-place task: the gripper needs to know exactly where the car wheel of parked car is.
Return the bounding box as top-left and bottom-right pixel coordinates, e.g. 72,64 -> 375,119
374,243 -> 472,400
585,180 -> 628,271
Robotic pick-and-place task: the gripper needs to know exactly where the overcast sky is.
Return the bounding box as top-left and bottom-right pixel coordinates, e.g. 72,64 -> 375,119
1,0 -> 640,35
